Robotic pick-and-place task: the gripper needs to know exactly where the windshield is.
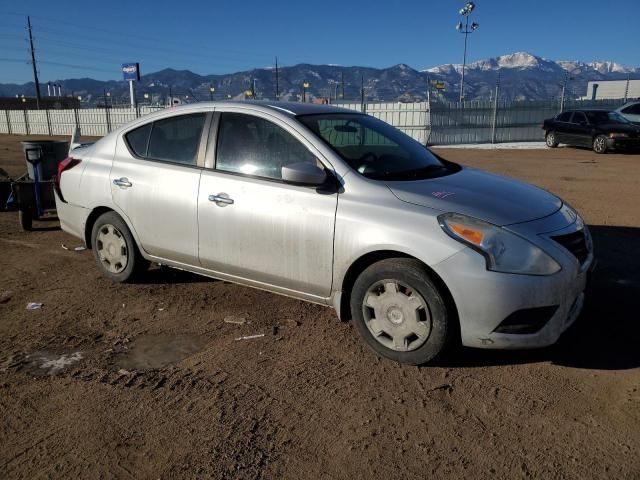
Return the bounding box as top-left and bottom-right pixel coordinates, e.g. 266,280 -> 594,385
298,113 -> 455,180
585,111 -> 630,125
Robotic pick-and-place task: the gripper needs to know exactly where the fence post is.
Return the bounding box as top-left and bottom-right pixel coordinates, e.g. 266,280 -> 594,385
105,105 -> 111,134
46,107 -> 52,136
23,108 -> 30,135
491,89 -> 499,144
5,110 -> 12,135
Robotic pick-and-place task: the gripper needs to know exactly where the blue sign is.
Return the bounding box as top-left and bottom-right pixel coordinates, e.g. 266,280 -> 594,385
122,63 -> 140,81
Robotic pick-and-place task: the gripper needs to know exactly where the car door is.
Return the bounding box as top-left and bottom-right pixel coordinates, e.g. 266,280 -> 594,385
197,111 -> 338,298
570,112 -> 590,147
553,111 -> 573,143
110,112 -> 210,265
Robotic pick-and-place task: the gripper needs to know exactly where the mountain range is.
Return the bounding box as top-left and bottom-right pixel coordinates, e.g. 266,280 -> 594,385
1,52 -> 637,105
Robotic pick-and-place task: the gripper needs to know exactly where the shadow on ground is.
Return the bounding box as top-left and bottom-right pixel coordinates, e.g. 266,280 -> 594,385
136,265 -> 219,285
436,225 -> 640,371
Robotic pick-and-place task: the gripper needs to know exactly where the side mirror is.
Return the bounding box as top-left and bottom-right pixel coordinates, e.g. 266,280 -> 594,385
282,162 -> 327,185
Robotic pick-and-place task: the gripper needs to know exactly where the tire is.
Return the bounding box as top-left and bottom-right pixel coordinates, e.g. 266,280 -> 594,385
350,258 -> 453,365
18,209 -> 32,231
545,131 -> 559,148
90,211 -> 148,282
593,135 -> 608,154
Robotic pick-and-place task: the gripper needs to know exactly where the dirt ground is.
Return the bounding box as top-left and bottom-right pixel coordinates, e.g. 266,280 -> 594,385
1,134 -> 639,479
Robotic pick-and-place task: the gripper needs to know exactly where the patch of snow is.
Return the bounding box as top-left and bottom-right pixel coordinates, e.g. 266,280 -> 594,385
27,351 -> 84,375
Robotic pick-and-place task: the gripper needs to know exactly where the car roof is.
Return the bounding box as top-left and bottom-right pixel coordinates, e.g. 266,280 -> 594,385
561,109 -> 611,114
164,100 -> 360,116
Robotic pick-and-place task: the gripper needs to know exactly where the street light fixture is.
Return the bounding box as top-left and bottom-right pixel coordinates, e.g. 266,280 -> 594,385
456,1 -> 479,102
302,81 -> 310,102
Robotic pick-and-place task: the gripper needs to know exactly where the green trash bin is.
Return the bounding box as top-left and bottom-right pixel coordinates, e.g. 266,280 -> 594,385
21,140 -> 70,181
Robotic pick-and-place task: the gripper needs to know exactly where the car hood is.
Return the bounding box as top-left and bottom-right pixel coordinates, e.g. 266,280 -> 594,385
385,166 -> 562,226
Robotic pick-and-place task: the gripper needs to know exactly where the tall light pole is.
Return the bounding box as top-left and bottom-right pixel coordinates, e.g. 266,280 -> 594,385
456,2 -> 479,102
559,72 -> 576,113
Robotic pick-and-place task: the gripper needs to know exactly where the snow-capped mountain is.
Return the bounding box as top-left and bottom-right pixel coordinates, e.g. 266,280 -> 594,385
1,52 -> 637,104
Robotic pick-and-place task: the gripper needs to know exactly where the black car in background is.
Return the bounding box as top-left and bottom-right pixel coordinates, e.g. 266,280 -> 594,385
542,109 -> 640,153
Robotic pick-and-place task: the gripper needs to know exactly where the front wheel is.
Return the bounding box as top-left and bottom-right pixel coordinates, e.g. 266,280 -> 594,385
545,131 -> 559,148
350,258 -> 453,365
593,135 -> 608,154
91,211 -> 148,282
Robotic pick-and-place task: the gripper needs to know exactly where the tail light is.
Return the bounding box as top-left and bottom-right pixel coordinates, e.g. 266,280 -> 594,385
55,156 -> 81,200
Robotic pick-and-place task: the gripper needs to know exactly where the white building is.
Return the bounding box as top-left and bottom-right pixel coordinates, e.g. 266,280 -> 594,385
581,79 -> 640,100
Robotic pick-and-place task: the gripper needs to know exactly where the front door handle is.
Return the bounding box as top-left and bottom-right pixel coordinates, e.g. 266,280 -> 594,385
113,177 -> 132,188
208,193 -> 234,206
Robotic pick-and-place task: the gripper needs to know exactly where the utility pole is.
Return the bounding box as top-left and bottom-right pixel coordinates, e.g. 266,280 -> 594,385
275,56 -> 279,100
624,73 -> 630,103
27,16 -> 42,109
360,75 -> 365,112
252,78 -> 256,99
341,71 -> 345,99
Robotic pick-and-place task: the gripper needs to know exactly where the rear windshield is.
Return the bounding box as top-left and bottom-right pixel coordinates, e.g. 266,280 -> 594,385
298,113 -> 457,181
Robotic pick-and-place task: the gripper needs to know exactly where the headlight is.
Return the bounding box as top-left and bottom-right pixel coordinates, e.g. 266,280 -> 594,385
438,213 -> 561,275
609,133 -> 628,138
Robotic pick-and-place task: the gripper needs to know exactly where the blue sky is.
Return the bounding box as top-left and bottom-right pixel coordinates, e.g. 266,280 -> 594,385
1,0 -> 638,84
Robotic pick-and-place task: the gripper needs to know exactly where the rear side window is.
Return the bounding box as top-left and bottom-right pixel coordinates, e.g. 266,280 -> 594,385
557,112 -> 572,122
147,113 -> 206,165
125,123 -> 152,157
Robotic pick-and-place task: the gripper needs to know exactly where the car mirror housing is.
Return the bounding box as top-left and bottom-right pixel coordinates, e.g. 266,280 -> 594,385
282,162 -> 327,185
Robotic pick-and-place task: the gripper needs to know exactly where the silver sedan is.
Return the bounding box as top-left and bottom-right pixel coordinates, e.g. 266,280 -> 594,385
55,101 -> 594,365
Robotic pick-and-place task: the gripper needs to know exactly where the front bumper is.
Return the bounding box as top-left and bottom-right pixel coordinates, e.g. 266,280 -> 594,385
607,137 -> 640,151
432,207 -> 594,350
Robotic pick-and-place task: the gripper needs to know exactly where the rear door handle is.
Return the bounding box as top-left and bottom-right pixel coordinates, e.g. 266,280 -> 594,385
113,177 -> 132,188
208,193 -> 234,206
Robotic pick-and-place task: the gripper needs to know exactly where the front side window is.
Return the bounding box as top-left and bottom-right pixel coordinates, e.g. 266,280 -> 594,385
298,113 -> 454,181
146,113 -> 206,165
216,112 -> 319,180
624,104 -> 640,114
571,112 -> 587,124
585,111 -> 631,125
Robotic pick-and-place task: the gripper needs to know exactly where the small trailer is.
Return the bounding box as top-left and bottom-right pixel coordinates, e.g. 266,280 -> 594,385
2,140 -> 69,231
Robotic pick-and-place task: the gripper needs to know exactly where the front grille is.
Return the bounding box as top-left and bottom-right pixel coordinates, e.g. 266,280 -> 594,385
552,229 -> 589,265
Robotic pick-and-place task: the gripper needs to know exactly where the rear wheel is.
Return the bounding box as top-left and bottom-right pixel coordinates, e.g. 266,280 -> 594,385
593,135 -> 608,154
350,258 -> 453,365
91,211 -> 148,282
545,131 -> 559,148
